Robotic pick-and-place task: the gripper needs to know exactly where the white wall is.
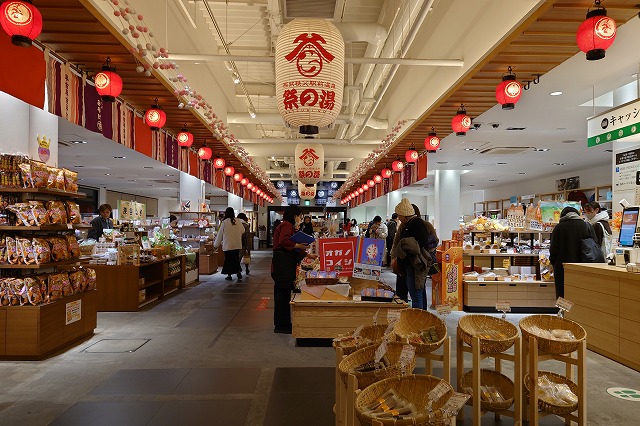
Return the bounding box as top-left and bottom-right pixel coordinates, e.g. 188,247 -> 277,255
158,196 -> 180,218
179,171 -> 204,210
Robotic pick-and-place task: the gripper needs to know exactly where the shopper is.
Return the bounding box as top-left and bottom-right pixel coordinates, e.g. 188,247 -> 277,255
88,204 -> 113,240
271,205 -> 309,334
214,207 -> 245,282
237,213 -> 252,275
365,215 -> 388,240
584,201 -> 612,257
386,213 -> 398,266
343,218 -> 351,235
390,198 -> 433,310
300,215 -> 314,236
350,218 -> 359,235
549,206 -> 598,298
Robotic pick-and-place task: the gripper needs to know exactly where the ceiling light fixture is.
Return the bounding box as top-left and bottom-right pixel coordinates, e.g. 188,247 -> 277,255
70,140 -> 87,144
518,172 -> 526,175
113,156 -> 126,159
549,91 -> 563,96
535,148 -> 550,152
553,162 -> 565,166
464,148 -> 479,151
232,71 -> 241,84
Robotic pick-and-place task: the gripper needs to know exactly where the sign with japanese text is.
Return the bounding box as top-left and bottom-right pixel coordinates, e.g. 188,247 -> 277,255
295,143 -> 324,184
286,189 -> 300,205
65,299 -> 81,325
318,237 -> 357,274
441,246 -> 463,311
588,98 -> 640,147
298,181 -> 317,200
275,19 -> 345,129
352,237 -> 385,280
118,200 -> 146,221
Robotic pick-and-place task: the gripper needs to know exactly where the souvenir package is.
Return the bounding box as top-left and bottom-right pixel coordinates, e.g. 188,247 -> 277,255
5,236 -> 19,264
47,236 -> 70,261
63,169 -> 78,193
46,200 -> 67,224
8,278 -> 28,305
23,277 -> 43,305
7,202 -> 35,226
66,201 -> 81,224
32,237 -> 51,265
19,162 -> 33,188
0,236 -> 6,264
0,154 -> 27,188
1,278 -> 20,305
29,201 -> 49,226
83,267 -> 97,291
46,166 -> 65,190
363,389 -> 419,419
36,275 -> 48,301
48,272 -> 71,300
68,269 -> 86,293
537,376 -> 578,406
0,279 -> 9,306
30,161 -> 48,188
17,236 -> 36,265
65,234 -> 80,258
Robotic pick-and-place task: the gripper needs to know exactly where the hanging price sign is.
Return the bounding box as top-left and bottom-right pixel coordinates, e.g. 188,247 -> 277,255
374,340 -> 388,363
436,305 -> 452,315
372,307 -> 381,326
398,344 -> 415,368
428,381 -> 451,401
556,297 -> 574,312
495,301 -> 511,313
387,310 -> 401,323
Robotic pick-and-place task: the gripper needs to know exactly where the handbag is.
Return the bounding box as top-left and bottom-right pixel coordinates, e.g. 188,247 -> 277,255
242,253 -> 251,265
580,237 -> 605,263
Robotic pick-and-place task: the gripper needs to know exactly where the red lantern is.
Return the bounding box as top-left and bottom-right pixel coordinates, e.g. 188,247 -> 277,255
367,179 -> 375,187
94,58 -> 122,103
373,175 -> 382,184
240,178 -> 248,186
425,128 -> 440,152
247,182 -> 254,190
233,172 -> 243,182
145,100 -> 166,131
405,147 -> 419,163
451,105 -> 471,136
392,159 -> 404,172
357,188 -> 364,195
381,168 -> 392,179
198,146 -> 212,160
223,166 -> 235,177
251,186 -> 258,193
576,1 -> 616,61
0,0 -> 42,47
495,67 -> 522,110
212,158 -> 225,169
176,127 -> 194,148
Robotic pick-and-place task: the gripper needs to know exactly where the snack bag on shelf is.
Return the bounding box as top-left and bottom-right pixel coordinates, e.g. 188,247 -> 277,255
29,201 -> 49,226
66,201 -> 81,224
9,278 -> 28,305
18,162 -> 33,188
32,237 -> 51,265
65,234 -> 81,258
30,161 -> 48,188
47,273 -> 65,301
68,269 -> 85,294
5,236 -> 19,264
47,236 -> 70,261
7,202 -> 34,226
23,277 -> 43,305
63,169 -> 78,193
46,200 -> 68,224
17,236 -> 36,265
83,267 -> 97,291
35,275 -> 48,301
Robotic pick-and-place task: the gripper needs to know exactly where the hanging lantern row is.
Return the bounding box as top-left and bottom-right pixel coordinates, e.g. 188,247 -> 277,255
451,105 -> 471,136
405,145 -> 418,164
145,98 -> 166,131
176,124 -> 194,148
425,128 -> 440,152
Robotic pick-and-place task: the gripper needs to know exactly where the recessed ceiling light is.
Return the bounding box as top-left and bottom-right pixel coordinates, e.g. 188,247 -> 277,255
74,165 -> 84,168
496,162 -> 507,165
148,184 -> 154,187
632,73 -> 638,78
436,161 -> 449,164
69,140 -> 86,144
113,156 -> 126,159
464,148 -> 479,151
144,166 -> 153,169
488,179 -> 498,182
518,172 -> 526,175
604,149 -> 613,152
128,179 -> 137,182
165,174 -> 173,177
535,148 -> 550,152
105,173 -> 112,176
553,162 -> 565,166
550,91 -> 563,96
561,140 -> 577,144
468,184 -> 476,187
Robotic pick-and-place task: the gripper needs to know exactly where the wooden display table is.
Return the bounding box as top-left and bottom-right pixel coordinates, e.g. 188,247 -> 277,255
290,294 -> 408,338
564,263 -> 640,372
0,290 -> 97,360
82,255 -> 186,311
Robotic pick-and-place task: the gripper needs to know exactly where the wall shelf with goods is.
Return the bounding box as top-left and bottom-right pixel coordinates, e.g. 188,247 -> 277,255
169,211 -> 218,249
0,162 -> 97,359
462,231 -> 556,313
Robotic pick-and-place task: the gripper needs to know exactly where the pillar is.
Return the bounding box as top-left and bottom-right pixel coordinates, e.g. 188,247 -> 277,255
434,170 -> 461,240
179,171 -> 205,210
228,192 -> 243,213
387,190 -> 402,220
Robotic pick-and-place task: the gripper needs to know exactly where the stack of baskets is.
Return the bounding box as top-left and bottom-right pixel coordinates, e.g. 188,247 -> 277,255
457,314 -> 518,354
393,308 -> 448,354
354,375 -> 454,426
338,342 -> 416,389
333,324 -> 392,355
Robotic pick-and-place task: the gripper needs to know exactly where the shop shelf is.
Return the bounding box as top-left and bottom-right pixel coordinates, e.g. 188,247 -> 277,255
139,279 -> 162,290
0,258 -> 79,269
0,225 -> 75,231
0,187 -> 86,197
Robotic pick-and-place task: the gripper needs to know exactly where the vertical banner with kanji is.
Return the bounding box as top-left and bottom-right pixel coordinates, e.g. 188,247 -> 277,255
441,246 -> 463,311
352,237 -> 384,280
318,237 -> 357,275
383,178 -> 390,195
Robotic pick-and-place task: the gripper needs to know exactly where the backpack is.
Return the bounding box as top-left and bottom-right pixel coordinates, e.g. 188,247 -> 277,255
597,221 -> 613,258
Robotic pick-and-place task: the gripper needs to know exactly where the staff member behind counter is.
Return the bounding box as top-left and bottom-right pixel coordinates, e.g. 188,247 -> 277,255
88,204 -> 114,240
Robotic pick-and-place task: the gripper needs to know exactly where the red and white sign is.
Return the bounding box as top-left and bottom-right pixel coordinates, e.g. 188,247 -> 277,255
275,19 -> 345,129
295,143 -> 324,184
298,181 -> 316,199
318,237 -> 357,274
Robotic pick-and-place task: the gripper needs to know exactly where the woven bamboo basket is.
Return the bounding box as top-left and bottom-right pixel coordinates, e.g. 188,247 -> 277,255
524,371 -> 579,415
338,342 -> 416,389
519,315 -> 586,355
355,374 -> 454,426
333,324 -> 393,355
457,315 -> 518,354
459,369 -> 515,411
393,308 -> 447,354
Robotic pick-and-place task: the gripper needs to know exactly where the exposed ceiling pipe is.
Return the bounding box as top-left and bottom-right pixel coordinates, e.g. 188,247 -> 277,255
348,0 -> 436,143
227,112 -> 388,129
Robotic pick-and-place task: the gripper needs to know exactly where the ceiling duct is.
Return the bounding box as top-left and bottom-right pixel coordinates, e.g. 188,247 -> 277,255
285,0 -> 337,19
479,147 -> 535,155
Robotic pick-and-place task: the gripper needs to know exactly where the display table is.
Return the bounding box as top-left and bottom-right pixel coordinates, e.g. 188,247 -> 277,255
290,294 -> 408,338
81,255 -> 186,311
564,263 -> 640,372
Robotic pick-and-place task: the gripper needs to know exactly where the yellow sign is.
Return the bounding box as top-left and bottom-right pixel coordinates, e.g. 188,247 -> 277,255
441,246 -> 463,311
118,200 -> 146,221
65,300 -> 82,325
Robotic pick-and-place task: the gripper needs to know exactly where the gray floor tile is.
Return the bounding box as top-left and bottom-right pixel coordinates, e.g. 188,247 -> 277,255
174,368 -> 261,394
90,369 -> 190,395
176,309 -> 238,328
148,400 -> 250,426
263,390 -> 334,426
270,367 -> 335,394
200,300 -> 245,309
50,401 -> 163,426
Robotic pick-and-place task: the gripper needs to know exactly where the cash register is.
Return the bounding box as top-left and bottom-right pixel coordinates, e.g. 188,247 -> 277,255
614,206 -> 640,267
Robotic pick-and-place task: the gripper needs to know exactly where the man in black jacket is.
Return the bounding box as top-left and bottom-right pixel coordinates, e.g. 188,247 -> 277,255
386,213 -> 398,267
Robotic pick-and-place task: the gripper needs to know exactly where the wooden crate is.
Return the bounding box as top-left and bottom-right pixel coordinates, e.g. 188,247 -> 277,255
199,253 -> 218,274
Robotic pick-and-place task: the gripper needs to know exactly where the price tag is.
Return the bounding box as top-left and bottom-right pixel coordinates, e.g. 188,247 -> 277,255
556,297 -> 574,312
398,344 -> 415,367
477,276 -> 485,282
374,340 -> 388,363
526,275 -> 535,282
372,307 -> 381,326
495,301 -> 511,312
504,277 -> 512,282
441,392 -> 471,414
384,320 -> 396,337
352,295 -> 362,302
489,249 -> 497,254
506,248 -> 516,254
436,304 -> 452,315
353,324 -> 364,338
428,381 -> 451,401
387,310 -> 401,323
67,223 -> 73,229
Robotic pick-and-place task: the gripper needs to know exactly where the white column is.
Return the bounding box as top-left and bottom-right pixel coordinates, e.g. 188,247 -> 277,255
179,171 -> 205,210
227,192 -> 243,213
387,190 -> 402,218
434,170 -> 461,240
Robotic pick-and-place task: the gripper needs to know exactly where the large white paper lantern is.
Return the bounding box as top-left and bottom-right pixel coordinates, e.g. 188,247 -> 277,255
295,143 -> 324,185
275,19 -> 344,135
298,181 -> 317,200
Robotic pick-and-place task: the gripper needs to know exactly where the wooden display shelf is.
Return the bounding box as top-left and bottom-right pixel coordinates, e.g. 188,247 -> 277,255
76,255 -> 186,311
464,252 -> 540,257
464,280 -> 556,312
0,290 -> 97,360
0,225 -> 75,231
0,258 -> 80,269
0,187 -> 86,197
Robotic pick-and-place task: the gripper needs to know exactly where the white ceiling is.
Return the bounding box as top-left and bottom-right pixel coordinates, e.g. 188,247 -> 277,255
64,0 -> 640,202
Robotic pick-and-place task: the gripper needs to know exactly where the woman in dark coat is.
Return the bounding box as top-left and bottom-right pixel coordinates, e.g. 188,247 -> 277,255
549,206 -> 598,298
271,205 -> 309,334
300,216 -> 314,235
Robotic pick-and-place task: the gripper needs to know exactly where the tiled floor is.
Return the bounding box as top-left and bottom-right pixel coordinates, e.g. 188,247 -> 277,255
0,250 -> 639,425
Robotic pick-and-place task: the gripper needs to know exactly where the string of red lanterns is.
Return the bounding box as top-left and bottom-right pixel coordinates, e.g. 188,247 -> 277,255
176,124 -> 194,148
425,127 -> 440,152
405,145 -> 418,163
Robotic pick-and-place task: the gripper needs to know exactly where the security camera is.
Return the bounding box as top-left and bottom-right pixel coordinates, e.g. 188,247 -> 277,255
491,123 -> 500,129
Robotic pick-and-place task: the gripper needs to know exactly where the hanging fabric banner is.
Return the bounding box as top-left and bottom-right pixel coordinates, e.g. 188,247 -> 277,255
47,60 -> 83,126
188,151 -> 199,177
83,83 -> 114,140
0,31 -> 45,109
202,160 -> 212,184
151,130 -> 165,163
225,175 -> 232,192
112,99 -> 134,149
383,178 -> 390,195
164,134 -> 179,169
403,164 -> 412,187
417,155 -> 428,181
